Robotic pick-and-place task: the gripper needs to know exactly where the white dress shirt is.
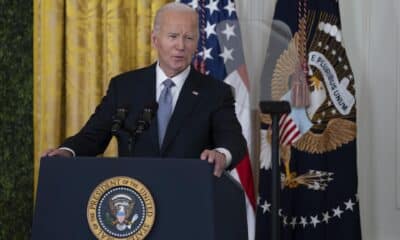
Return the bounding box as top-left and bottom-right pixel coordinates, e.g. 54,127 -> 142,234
155,63 -> 190,112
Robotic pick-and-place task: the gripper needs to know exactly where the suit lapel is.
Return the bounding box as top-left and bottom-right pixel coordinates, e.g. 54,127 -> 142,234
160,69 -> 202,153
136,64 -> 159,154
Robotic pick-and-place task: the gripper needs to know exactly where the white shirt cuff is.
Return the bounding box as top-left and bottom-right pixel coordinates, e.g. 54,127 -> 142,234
59,147 -> 76,157
214,147 -> 232,168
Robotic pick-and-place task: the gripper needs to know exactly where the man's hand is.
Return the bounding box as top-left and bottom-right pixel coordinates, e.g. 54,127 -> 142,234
41,148 -> 73,158
200,149 -> 227,177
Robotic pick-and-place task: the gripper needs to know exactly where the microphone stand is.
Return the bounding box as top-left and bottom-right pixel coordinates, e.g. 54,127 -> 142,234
259,101 -> 291,240
127,120 -> 147,156
127,104 -> 158,156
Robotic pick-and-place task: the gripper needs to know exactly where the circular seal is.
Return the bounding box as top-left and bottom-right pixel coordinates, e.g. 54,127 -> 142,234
87,176 -> 155,240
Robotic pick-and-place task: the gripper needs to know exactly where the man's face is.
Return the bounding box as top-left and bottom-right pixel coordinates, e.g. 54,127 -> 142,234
152,11 -> 198,77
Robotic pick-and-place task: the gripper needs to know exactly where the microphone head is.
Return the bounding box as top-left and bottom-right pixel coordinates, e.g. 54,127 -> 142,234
111,108 -> 128,135
115,108 -> 128,119
136,102 -> 158,131
143,102 -> 158,121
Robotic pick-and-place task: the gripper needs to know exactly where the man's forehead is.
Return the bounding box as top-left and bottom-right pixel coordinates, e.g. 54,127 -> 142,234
160,22 -> 198,34
162,23 -> 196,30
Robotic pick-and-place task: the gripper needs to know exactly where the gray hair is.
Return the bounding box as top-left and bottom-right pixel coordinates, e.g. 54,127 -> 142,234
153,2 -> 198,33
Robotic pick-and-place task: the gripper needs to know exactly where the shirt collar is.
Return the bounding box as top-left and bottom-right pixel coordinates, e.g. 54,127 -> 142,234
156,63 -> 191,90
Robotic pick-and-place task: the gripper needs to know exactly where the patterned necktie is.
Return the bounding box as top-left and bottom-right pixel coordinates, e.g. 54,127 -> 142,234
157,79 -> 175,146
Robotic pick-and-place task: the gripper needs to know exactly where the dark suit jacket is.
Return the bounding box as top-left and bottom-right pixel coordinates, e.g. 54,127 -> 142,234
62,64 -> 247,169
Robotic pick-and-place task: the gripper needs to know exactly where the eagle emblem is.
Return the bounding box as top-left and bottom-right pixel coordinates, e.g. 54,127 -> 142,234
109,194 -> 137,231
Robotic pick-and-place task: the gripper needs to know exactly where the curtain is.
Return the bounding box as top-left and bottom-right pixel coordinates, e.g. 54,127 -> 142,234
33,0 -> 170,191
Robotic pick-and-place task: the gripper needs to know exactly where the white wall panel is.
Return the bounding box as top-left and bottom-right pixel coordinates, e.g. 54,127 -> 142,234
395,0 -> 400,210
340,1 -> 374,239
367,0 -> 399,239
237,0 -> 400,239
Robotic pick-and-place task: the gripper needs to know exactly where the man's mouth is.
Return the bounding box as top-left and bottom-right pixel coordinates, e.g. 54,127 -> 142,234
173,55 -> 184,60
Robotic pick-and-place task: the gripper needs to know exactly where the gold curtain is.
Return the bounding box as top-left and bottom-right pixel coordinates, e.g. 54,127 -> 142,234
33,0 -> 171,191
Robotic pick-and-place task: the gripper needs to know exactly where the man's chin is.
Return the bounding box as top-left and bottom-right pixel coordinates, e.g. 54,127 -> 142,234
161,62 -> 190,76
171,65 -> 188,73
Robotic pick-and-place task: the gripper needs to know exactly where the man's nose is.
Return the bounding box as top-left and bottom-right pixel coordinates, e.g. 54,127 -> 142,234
176,37 -> 185,50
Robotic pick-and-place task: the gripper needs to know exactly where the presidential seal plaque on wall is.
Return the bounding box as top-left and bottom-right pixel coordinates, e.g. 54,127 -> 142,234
87,176 -> 156,240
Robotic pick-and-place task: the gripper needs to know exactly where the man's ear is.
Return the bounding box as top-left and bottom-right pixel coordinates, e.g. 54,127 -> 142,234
151,31 -> 158,48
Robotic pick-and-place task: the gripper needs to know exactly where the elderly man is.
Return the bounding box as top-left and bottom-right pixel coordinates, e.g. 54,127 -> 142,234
43,2 -> 246,177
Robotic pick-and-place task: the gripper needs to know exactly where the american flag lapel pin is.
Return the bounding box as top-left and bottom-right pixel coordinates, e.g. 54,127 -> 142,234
192,91 -> 199,96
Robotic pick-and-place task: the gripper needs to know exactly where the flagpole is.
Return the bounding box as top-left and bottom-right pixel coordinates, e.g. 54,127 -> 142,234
259,101 -> 291,240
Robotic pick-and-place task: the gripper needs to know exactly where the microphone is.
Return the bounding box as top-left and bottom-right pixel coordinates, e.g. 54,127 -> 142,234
111,108 -> 128,136
134,102 -> 158,135
127,102 -> 158,156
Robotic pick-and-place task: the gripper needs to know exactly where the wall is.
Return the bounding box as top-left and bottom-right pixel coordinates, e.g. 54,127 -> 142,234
236,0 -> 400,239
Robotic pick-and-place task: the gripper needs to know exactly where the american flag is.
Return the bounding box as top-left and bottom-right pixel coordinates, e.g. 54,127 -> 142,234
279,113 -> 301,146
179,0 -> 256,239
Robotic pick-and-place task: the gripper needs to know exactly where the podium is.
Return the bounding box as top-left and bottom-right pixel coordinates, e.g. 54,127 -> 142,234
32,157 -> 248,240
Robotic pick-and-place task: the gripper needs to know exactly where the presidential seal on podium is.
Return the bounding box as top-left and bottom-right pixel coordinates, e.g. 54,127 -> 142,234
87,176 -> 155,239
